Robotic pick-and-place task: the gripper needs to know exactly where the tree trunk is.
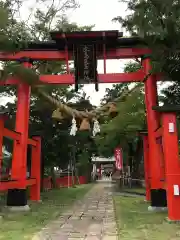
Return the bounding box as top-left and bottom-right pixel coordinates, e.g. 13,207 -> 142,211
50,167 -> 57,189
86,162 -> 93,183
128,142 -> 133,173
132,137 -> 143,182
40,155 -> 45,191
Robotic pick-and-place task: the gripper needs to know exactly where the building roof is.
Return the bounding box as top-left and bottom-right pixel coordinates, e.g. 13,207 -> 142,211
91,156 -> 115,162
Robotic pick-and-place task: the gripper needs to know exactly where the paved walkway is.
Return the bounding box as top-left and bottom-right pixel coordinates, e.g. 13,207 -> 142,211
33,182 -> 118,240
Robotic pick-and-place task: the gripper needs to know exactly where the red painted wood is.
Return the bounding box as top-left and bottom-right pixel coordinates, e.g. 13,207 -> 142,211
30,137 -> 41,201
154,127 -> 162,139
0,48 -> 151,61
0,118 -> 3,179
162,113 -> 180,220
3,128 -> 21,141
11,63 -> 31,187
27,138 -> 37,147
43,176 -> 87,189
26,178 -> 36,186
40,72 -> 145,84
0,179 -> 36,191
43,177 -> 52,190
143,58 -> 164,189
142,135 -> 150,201
0,71 -> 146,85
0,77 -> 19,85
78,176 -> 86,184
51,31 -> 119,39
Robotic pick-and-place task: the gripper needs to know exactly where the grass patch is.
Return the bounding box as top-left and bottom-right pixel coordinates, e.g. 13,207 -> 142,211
0,184 -> 92,240
114,195 -> 180,240
121,187 -> 145,195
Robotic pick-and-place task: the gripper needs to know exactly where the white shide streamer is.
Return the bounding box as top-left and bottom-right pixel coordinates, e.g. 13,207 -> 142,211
93,119 -> 100,137
70,117 -> 77,136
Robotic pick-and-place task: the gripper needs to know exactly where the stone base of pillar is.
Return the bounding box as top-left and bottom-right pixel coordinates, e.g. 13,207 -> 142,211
150,189 -> 167,207
165,217 -> 180,224
148,206 -> 167,212
7,189 -> 28,207
8,205 -> 30,212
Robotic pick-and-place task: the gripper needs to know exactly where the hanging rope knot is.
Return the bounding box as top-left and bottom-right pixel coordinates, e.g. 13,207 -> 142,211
93,119 -> 100,136
70,116 -> 77,136
108,102 -> 118,118
79,118 -> 90,131
52,108 -> 64,121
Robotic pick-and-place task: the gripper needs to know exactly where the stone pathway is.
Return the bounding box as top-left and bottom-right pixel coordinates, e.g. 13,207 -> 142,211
33,182 -> 118,240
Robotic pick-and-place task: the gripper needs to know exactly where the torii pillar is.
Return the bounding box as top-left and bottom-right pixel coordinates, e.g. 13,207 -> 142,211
140,132 -> 150,202
8,61 -> 31,208
153,106 -> 180,221
143,57 -> 166,208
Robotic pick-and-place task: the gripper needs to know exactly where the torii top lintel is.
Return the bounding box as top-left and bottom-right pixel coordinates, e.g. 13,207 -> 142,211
0,30 -> 158,86
0,30 -> 151,61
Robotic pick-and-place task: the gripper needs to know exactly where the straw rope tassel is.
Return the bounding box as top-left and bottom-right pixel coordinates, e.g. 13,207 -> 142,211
70,117 -> 77,136
93,119 -> 100,136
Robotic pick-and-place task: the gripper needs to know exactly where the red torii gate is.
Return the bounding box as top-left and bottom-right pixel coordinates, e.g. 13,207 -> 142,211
0,30 -> 179,221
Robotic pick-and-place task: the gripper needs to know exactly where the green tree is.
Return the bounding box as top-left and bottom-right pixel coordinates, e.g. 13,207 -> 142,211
101,62 -> 140,104
101,84 -> 129,104
114,0 -> 180,82
161,82 -> 180,105
95,62 -> 145,178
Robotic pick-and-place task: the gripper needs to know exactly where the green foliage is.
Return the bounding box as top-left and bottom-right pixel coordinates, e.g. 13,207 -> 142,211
95,62 -> 145,178
55,16 -> 95,32
101,61 -> 141,105
96,86 -> 145,158
76,150 -> 90,175
114,0 -> 180,81
124,61 -> 141,73
161,82 -> 180,105
2,63 -> 40,85
0,1 -> 32,52
31,1 -> 79,40
101,84 -> 129,104
0,5 -> 8,29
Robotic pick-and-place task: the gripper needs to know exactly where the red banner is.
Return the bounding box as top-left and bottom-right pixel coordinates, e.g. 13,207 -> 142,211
114,147 -> 123,170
